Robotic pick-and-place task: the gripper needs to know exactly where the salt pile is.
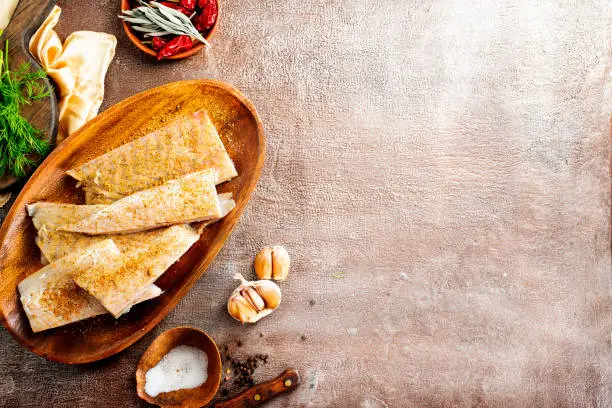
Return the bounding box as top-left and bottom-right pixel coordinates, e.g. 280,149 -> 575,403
145,345 -> 209,397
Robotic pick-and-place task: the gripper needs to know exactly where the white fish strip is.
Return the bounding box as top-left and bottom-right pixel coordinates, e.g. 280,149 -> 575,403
73,224 -> 200,318
18,240 -> 161,332
66,109 -> 237,204
59,169 -> 222,235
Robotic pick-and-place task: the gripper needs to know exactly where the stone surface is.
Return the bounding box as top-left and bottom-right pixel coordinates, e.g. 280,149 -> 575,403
1,0 -> 611,406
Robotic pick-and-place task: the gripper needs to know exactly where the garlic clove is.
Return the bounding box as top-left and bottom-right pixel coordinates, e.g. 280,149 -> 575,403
253,280 -> 282,309
228,294 -> 259,323
254,246 -> 273,280
254,245 -> 291,281
228,274 -> 282,324
271,245 -> 290,281
241,287 -> 266,312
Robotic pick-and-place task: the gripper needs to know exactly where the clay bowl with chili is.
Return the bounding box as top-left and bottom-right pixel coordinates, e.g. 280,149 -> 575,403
120,0 -> 220,60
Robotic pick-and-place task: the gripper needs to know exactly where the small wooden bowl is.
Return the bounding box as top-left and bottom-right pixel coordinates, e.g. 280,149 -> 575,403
120,0 -> 220,60
136,327 -> 222,407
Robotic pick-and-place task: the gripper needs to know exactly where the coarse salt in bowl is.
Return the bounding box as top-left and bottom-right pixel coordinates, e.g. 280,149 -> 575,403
145,345 -> 209,397
136,327 -> 222,407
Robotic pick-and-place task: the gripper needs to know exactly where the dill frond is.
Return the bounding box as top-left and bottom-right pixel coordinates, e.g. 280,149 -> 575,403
0,39 -> 51,178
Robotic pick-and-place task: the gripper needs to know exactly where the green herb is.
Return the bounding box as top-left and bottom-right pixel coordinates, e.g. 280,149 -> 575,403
119,1 -> 209,47
332,271 -> 346,279
0,36 -> 51,178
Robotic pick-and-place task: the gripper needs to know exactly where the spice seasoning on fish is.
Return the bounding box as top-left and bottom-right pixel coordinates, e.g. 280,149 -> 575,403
38,281 -> 92,321
67,109 -> 237,203
18,240 -> 121,332
130,104 -> 181,139
72,225 -> 200,318
60,170 -> 222,235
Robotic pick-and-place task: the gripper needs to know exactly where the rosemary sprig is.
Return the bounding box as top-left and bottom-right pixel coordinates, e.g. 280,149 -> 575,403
0,36 -> 51,178
119,1 -> 209,47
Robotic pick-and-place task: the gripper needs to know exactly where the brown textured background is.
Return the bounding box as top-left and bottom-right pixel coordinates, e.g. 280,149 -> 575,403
1,0 -> 611,407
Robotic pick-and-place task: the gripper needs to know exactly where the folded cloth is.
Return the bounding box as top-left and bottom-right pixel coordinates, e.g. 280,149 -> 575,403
0,193 -> 10,208
29,6 -> 116,143
0,0 -> 19,31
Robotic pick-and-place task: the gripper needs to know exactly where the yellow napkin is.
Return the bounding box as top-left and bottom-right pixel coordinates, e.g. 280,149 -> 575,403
29,6 -> 116,143
0,0 -> 19,31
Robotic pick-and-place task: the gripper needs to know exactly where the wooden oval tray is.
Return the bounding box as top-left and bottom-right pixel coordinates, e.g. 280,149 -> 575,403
0,80 -> 265,363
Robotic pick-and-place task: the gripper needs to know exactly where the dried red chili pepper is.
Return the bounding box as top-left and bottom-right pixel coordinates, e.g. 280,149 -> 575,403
152,37 -> 167,51
159,2 -> 191,16
194,0 -> 218,31
180,0 -> 197,11
157,35 -> 193,60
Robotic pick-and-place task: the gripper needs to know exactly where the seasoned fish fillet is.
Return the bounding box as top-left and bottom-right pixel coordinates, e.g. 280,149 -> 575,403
26,202 -> 163,300
66,109 -> 237,204
18,240 -> 162,332
84,187 -> 122,205
28,202 -> 107,231
28,201 -> 170,263
73,224 -> 200,318
194,192 -> 236,234
29,194 -> 235,261
27,202 -> 106,264
59,169 -> 222,235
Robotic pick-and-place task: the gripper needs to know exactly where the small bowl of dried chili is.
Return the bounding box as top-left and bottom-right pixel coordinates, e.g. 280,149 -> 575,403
120,0 -> 219,60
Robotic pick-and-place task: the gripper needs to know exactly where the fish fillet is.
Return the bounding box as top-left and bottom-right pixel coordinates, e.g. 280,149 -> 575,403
18,240 -> 162,332
28,201 -> 171,263
73,224 -> 200,318
66,109 -> 237,204
27,201 -> 106,265
59,169 -> 222,235
28,202 -> 107,232
27,202 -> 163,300
28,194 -> 235,262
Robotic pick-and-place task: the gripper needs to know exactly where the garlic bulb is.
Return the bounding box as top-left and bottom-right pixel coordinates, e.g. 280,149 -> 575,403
254,245 -> 290,281
228,274 -> 282,324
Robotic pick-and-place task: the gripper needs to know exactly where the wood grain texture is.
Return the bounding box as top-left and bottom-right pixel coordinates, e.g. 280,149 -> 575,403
212,369 -> 300,408
135,327 -> 222,407
0,80 -> 265,364
0,0 -> 58,191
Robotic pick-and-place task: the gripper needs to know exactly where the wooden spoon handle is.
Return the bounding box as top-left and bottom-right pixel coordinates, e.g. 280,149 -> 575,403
212,369 -> 300,408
